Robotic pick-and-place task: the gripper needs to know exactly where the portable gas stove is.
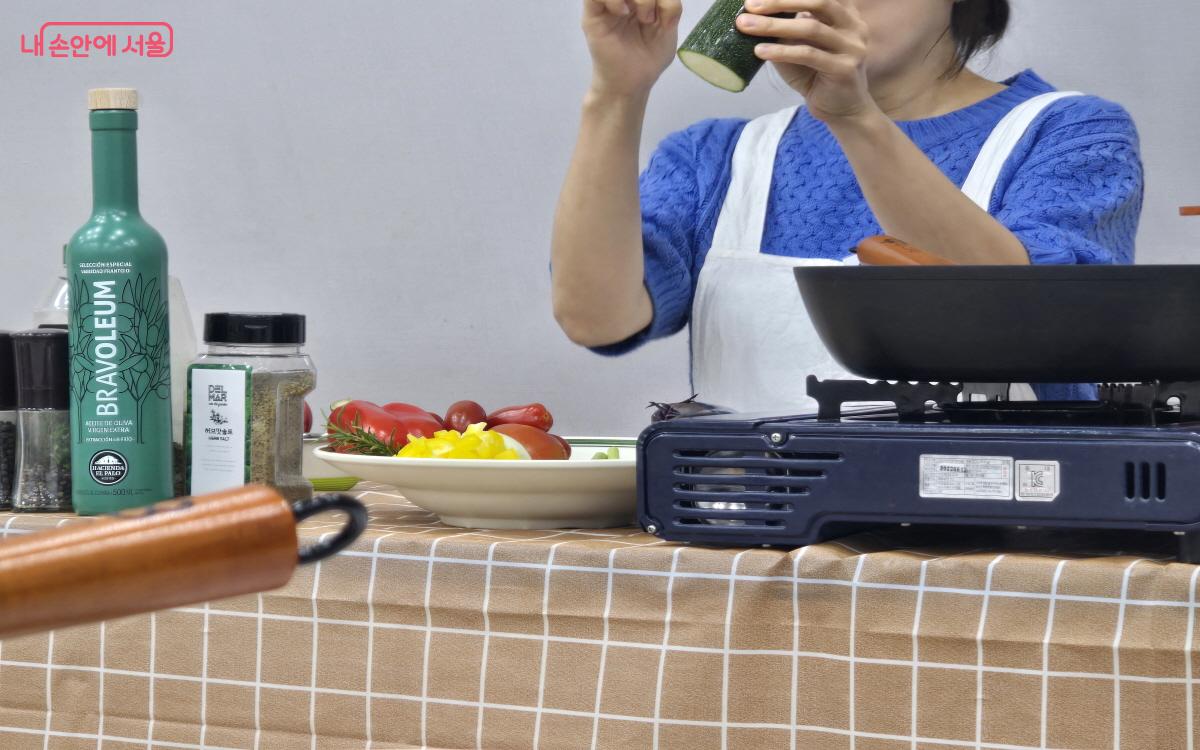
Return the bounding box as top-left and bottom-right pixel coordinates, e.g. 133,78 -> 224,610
637,377 -> 1200,562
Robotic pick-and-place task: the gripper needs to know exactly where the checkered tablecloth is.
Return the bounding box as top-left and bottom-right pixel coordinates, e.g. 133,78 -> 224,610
2,483 -> 1199,749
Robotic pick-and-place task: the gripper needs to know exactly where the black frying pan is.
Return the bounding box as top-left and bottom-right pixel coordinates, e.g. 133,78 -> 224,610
794,236 -> 1200,383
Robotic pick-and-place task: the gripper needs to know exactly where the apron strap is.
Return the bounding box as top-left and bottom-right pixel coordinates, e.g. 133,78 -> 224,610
960,91 -> 1082,404
710,106 -> 801,256
712,92 -> 1081,254
960,91 -> 1084,211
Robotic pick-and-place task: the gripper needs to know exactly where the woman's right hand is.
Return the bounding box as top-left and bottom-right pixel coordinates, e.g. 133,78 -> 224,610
583,0 -> 684,98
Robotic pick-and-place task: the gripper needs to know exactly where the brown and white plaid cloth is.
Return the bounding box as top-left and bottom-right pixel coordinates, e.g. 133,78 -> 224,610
1,482 -> 1198,750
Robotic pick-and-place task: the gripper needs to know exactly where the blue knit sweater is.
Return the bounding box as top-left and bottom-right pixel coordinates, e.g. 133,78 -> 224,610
597,70 -> 1144,401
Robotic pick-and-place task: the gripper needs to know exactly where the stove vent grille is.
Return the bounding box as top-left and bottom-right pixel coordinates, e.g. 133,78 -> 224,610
669,450 -> 842,527
1125,461 -> 1167,502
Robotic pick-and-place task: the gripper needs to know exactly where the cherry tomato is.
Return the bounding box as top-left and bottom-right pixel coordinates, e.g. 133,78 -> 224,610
491,424 -> 569,460
303,401 -> 313,434
445,400 -> 488,433
427,412 -> 447,428
487,403 -> 554,432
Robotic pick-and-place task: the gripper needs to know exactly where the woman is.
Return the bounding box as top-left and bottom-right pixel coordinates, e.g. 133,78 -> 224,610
551,0 -> 1143,411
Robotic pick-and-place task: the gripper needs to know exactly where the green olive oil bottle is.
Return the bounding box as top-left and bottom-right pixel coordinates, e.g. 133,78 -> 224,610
67,88 -> 174,514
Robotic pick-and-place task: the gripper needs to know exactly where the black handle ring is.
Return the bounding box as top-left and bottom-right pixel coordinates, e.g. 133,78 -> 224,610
292,494 -> 369,565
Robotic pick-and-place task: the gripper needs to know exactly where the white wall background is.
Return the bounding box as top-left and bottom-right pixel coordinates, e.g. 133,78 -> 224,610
1,0 -> 1197,436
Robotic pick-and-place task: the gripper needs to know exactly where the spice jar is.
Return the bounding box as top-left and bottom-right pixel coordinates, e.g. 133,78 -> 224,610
0,333 -> 16,510
11,329 -> 72,512
187,313 -> 315,501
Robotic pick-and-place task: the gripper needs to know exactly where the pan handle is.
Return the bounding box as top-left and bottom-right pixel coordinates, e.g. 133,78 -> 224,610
292,494 -> 369,565
856,235 -> 957,266
1182,206 -> 1200,217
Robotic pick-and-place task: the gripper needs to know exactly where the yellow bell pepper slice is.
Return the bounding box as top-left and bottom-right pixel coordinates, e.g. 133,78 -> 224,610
396,424 -> 530,460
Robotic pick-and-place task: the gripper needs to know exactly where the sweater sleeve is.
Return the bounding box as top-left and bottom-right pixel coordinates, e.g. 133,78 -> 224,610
590,118 -> 744,357
993,97 -> 1144,265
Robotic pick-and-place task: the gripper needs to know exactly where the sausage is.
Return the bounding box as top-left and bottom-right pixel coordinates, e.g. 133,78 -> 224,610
856,235 -> 957,266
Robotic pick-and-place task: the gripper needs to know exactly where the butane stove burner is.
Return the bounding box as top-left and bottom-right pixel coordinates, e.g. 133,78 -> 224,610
806,376 -> 1200,425
637,377 -> 1200,562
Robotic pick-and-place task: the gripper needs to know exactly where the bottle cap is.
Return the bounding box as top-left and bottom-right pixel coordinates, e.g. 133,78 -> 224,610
0,332 -> 16,411
12,329 -> 70,411
88,88 -> 139,111
204,313 -> 307,345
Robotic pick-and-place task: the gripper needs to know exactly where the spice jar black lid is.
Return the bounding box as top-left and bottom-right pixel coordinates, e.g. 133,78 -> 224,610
204,313 -> 306,345
12,329 -> 70,411
0,331 -> 16,411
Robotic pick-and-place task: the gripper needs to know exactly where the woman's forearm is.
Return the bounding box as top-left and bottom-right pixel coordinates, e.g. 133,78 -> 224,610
827,108 -> 1031,265
552,90 -> 655,347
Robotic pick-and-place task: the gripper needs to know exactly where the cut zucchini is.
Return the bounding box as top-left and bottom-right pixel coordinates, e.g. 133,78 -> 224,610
678,0 -> 767,93
678,50 -> 751,93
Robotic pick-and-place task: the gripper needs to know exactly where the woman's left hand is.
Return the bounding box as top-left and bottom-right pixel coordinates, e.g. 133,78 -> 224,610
736,0 -> 874,122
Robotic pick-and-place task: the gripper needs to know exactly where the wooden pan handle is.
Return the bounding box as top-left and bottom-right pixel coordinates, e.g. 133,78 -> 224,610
856,235 -> 958,266
0,486 -> 367,640
1182,206 -> 1200,217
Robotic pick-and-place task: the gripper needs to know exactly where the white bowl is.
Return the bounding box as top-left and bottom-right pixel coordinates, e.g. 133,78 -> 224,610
313,438 -> 637,529
303,435 -> 360,492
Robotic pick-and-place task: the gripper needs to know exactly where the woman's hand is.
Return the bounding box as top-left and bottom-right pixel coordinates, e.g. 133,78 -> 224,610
583,0 -> 684,99
736,0 -> 874,122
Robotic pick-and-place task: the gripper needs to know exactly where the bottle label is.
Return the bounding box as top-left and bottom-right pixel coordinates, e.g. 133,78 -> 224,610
186,364 -> 251,495
89,450 -> 129,485
68,269 -> 174,507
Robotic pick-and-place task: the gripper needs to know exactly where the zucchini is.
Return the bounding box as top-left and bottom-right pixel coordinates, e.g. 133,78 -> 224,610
678,0 -> 775,93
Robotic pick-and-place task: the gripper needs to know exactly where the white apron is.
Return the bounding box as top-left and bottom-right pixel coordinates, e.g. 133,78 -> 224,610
691,91 -> 1082,413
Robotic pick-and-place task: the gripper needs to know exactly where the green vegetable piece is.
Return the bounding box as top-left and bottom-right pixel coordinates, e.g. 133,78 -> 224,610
678,0 -> 772,93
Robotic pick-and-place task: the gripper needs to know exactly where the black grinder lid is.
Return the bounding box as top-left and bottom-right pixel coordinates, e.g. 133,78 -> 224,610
0,331 -> 15,411
12,329 -> 70,410
204,313 -> 306,345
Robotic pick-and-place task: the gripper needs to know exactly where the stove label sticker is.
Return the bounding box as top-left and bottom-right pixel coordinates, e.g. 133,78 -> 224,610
919,455 -> 1013,500
1016,461 -> 1060,502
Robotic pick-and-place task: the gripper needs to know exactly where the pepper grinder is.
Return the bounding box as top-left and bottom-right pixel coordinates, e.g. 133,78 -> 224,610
11,329 -> 72,512
0,332 -> 16,509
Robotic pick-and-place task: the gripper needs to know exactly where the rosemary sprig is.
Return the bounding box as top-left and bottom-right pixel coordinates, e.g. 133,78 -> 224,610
325,417 -> 400,457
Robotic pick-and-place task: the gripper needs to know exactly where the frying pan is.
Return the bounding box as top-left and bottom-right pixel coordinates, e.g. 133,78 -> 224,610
794,235 -> 1200,383
0,486 -> 367,640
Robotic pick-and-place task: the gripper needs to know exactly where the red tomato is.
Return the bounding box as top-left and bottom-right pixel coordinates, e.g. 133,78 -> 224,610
392,413 -> 444,441
328,400 -> 442,455
491,424 -> 569,461
549,433 -> 573,459
487,403 -> 554,432
303,401 -> 313,434
445,400 -> 488,433
381,402 -> 432,419
427,412 -> 447,429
